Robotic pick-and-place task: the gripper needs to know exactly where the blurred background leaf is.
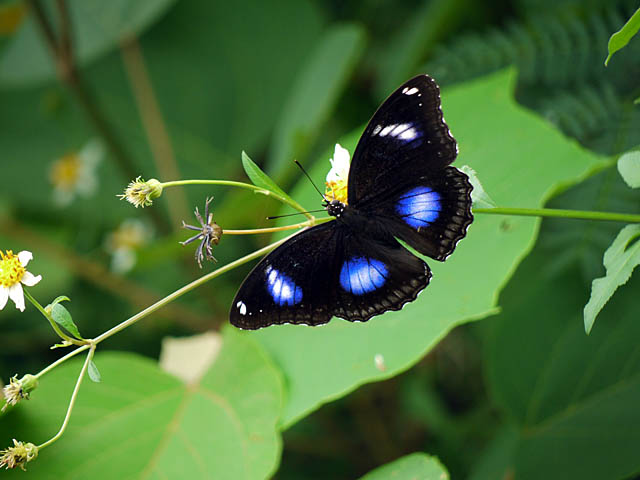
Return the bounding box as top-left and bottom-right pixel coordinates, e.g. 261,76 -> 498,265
0,0 -> 178,87
359,452 -> 449,479
482,232 -> 640,480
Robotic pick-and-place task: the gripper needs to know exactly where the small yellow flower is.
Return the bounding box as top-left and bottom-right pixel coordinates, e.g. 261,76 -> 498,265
2,374 -> 38,412
0,250 -> 41,312
49,138 -> 104,207
325,144 -> 350,204
0,439 -> 38,471
118,177 -> 163,208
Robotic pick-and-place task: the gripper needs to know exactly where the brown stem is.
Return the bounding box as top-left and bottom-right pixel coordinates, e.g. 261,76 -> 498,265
120,36 -> 190,226
27,0 -> 170,234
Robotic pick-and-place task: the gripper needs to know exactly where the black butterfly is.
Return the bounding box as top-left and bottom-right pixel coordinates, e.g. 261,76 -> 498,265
230,75 -> 473,330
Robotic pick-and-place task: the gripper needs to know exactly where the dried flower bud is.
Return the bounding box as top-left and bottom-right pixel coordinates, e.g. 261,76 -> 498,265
2,374 -> 38,412
0,439 -> 38,471
118,177 -> 163,208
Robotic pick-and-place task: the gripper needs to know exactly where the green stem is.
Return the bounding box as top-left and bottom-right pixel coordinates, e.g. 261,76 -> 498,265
35,344 -> 90,379
23,290 -> 85,346
37,344 -> 95,450
474,207 -> 640,223
160,179 -> 312,219
224,218 -> 331,235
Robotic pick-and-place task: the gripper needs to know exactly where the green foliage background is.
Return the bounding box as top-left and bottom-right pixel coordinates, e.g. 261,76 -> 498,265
1,0 -> 639,478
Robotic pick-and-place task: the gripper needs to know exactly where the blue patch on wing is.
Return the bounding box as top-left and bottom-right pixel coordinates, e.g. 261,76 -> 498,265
265,266 -> 303,306
395,186 -> 441,228
340,257 -> 388,295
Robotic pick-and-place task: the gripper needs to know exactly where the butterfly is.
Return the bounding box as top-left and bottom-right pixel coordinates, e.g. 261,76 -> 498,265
230,75 -> 473,329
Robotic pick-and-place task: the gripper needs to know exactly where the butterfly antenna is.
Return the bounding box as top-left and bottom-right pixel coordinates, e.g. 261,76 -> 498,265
267,209 -> 325,220
294,159 -> 326,200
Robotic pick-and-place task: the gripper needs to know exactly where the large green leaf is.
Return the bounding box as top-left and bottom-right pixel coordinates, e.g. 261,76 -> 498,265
267,23 -> 365,177
250,69 -> 607,427
0,0 -> 178,87
359,453 -> 449,480
1,327 -> 283,479
584,224 -> 640,333
485,244 -> 640,479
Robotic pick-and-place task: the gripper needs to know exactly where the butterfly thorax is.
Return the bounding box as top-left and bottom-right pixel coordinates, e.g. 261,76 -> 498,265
325,199 -> 347,218
326,200 -> 389,240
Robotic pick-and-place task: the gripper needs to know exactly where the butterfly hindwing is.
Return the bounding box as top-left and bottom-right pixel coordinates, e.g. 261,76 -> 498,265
230,222 -> 431,329
366,166 -> 473,261
333,228 -> 431,322
348,75 -> 458,207
230,223 -> 338,329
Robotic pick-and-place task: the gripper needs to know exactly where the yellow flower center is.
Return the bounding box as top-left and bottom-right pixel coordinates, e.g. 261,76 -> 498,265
0,3 -> 27,35
50,153 -> 81,190
325,180 -> 348,204
0,250 -> 25,288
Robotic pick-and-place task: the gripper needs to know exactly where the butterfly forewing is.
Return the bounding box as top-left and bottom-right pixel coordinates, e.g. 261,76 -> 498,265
346,75 -> 472,261
348,75 -> 458,207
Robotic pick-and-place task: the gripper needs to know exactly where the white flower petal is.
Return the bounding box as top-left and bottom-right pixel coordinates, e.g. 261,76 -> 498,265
0,287 -> 9,310
326,144 -> 351,183
21,271 -> 42,287
333,144 -> 350,167
8,283 -> 25,312
111,248 -> 136,274
53,187 -> 75,207
17,251 -> 33,267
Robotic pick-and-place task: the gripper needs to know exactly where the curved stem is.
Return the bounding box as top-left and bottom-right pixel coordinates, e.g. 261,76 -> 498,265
35,344 -> 90,379
160,179 -> 312,219
37,344 -> 95,450
474,207 -> 640,223
23,290 -> 85,346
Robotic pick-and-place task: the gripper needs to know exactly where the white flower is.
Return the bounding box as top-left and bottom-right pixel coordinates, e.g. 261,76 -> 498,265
104,219 -> 153,273
50,138 -> 104,207
0,251 -> 42,312
325,144 -> 351,203
325,144 -> 351,184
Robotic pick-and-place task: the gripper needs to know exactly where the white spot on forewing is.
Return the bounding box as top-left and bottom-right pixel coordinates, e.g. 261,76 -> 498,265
402,87 -> 419,95
398,127 -> 417,140
237,301 -> 247,316
376,123 -> 419,141
379,124 -> 395,137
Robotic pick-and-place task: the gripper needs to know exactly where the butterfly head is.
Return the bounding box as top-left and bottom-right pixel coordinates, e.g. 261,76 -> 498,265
325,199 -> 346,218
